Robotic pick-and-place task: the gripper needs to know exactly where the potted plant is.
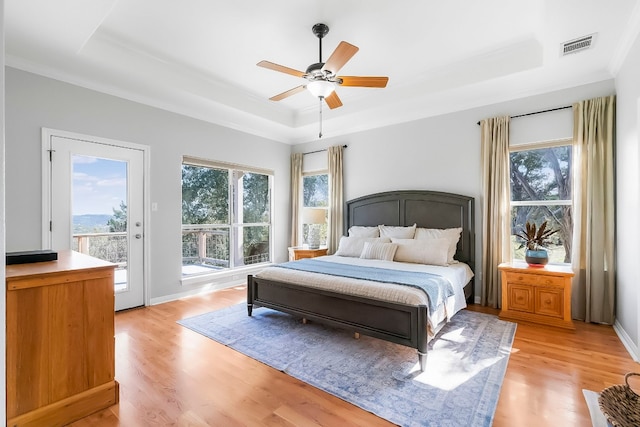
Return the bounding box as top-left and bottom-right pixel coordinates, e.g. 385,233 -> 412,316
515,220 -> 559,267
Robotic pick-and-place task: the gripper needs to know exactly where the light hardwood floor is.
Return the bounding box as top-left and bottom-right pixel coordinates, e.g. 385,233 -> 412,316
71,286 -> 637,426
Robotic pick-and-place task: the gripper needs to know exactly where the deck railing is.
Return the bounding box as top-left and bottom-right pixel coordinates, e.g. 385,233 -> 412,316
181,225 -> 270,272
73,232 -> 127,268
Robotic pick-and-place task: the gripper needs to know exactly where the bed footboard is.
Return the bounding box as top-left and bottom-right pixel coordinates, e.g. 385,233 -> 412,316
247,274 -> 429,370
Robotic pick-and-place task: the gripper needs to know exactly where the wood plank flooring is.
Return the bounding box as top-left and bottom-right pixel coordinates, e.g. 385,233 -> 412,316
71,286 -> 637,426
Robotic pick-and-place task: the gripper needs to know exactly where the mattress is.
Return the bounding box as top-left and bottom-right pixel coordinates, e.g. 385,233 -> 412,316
255,255 -> 474,336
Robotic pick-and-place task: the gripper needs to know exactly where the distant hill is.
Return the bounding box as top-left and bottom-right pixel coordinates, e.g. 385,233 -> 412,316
73,214 -> 112,233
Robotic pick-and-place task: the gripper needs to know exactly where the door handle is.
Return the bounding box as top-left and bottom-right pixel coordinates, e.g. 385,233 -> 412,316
135,233 -> 142,239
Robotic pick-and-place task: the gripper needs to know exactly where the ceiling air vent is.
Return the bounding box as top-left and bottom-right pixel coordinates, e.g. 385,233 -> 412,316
561,34 -> 596,56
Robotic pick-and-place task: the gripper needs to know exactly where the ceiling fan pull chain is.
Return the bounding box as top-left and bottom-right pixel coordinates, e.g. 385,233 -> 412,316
318,97 -> 323,138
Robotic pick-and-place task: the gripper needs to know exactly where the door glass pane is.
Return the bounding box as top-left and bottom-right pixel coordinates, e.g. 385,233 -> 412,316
72,155 -> 128,292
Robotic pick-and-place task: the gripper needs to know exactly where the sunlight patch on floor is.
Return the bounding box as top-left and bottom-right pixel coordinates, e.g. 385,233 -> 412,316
406,326 -> 506,391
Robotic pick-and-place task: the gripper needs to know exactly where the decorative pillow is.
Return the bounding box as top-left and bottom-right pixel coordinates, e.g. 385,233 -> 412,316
359,241 -> 398,261
414,227 -> 462,264
391,238 -> 450,266
348,226 -> 380,238
335,236 -> 391,258
378,223 -> 417,239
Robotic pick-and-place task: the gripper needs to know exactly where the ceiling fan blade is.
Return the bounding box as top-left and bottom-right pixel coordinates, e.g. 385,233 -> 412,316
257,60 -> 305,78
324,91 -> 343,109
270,85 -> 307,101
337,76 -> 389,88
322,41 -> 359,74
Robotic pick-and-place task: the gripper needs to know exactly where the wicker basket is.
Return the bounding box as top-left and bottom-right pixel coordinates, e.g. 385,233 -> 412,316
599,373 -> 640,427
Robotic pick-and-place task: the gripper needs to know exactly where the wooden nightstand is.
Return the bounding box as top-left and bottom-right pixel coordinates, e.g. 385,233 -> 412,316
499,262 -> 575,329
288,246 -> 328,261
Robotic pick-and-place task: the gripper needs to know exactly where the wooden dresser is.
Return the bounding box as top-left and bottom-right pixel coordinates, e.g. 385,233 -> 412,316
6,250 -> 119,427
498,262 -> 575,330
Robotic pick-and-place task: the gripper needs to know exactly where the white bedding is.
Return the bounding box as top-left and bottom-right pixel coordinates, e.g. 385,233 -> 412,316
255,255 -> 474,337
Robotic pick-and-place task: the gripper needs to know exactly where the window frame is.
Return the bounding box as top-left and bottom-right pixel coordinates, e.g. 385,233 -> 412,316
508,137 -> 574,265
181,156 -> 274,282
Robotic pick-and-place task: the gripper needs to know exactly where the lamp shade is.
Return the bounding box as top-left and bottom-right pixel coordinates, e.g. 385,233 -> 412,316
307,80 -> 335,98
302,207 -> 326,224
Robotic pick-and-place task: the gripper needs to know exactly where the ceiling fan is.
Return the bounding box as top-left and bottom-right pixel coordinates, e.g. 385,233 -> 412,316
257,23 -> 389,111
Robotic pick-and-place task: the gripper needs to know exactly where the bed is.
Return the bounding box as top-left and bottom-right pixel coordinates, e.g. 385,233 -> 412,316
247,190 -> 475,371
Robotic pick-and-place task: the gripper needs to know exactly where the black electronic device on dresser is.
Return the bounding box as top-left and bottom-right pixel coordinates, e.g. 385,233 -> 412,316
6,249 -> 58,265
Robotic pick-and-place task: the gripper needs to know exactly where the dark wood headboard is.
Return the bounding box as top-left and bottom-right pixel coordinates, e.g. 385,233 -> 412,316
344,190 -> 475,271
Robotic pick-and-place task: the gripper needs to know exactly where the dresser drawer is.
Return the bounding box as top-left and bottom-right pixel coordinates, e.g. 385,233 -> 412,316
504,271 -> 565,287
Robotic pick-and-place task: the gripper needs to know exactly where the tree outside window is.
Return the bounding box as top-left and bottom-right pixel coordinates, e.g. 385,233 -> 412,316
509,143 -> 573,263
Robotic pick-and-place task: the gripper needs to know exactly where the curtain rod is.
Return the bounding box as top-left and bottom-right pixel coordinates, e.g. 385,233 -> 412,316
303,144 -> 348,155
476,105 -> 572,126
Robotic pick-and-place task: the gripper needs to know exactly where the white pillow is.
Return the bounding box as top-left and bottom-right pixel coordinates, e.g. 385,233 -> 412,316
348,226 -> 380,238
414,227 -> 462,264
391,238 -> 450,266
359,241 -> 398,261
378,223 -> 417,239
335,236 -> 391,258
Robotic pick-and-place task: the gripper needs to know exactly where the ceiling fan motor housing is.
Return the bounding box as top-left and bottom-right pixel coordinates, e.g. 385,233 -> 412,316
312,23 -> 329,39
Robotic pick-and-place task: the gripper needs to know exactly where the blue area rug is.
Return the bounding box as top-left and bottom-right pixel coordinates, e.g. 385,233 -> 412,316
178,304 -> 516,427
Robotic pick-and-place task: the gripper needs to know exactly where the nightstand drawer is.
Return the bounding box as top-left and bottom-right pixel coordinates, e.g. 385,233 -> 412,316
504,271 -> 565,287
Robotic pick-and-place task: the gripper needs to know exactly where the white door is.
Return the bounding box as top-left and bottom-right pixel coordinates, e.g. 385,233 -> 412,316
47,134 -> 145,311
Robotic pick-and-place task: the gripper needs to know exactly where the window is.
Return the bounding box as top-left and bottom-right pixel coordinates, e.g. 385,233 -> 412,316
302,173 -> 328,247
181,157 -> 272,277
509,140 -> 573,264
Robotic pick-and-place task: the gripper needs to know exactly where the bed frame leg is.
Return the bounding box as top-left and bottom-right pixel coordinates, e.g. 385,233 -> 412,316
354,332 -> 360,339
417,306 -> 428,372
302,317 -> 307,324
247,275 -> 254,316
418,352 -> 427,372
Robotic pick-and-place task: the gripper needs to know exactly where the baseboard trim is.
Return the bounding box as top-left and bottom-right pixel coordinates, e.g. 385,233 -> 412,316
613,320 -> 639,362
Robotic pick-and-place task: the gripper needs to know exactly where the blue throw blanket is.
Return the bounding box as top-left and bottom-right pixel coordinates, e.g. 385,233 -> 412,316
274,258 -> 454,314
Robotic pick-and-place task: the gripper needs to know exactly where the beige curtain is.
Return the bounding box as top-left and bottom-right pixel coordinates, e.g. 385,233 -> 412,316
327,145 -> 344,254
290,153 -> 303,247
480,116 -> 512,308
571,95 -> 616,324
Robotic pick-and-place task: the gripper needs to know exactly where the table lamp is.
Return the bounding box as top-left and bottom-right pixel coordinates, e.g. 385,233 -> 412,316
303,207 -> 326,249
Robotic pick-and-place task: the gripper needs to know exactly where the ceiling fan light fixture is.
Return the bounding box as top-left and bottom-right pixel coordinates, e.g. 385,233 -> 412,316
307,80 -> 335,98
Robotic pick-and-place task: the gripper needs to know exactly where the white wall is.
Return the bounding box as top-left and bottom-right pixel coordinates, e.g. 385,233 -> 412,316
614,31 -> 640,358
293,80 -> 615,301
4,67 -> 291,302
